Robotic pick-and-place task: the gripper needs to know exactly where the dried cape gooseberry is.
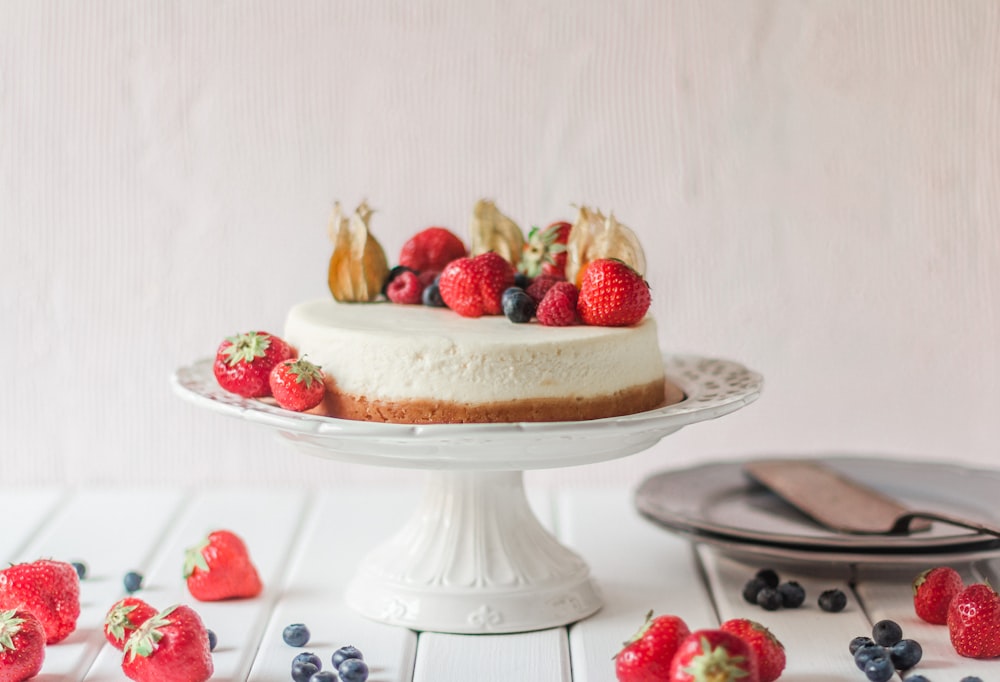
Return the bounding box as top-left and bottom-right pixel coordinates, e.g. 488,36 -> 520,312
327,200 -> 390,302
469,198 -> 525,268
565,205 -> 646,287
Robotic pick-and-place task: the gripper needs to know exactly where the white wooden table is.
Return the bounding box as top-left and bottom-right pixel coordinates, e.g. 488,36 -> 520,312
5,485 -> 999,681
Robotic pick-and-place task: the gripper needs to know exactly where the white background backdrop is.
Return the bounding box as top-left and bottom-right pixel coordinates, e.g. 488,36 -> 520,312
2,1 -> 997,489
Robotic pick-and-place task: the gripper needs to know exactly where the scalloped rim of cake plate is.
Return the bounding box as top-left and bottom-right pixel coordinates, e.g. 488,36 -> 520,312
171,353 -> 762,469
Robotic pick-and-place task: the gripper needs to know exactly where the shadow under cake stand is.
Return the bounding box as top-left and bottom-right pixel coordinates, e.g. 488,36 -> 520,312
172,354 -> 762,634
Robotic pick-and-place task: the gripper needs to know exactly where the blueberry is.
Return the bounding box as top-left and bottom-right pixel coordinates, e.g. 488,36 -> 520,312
382,265 -> 416,296
332,645 -> 364,669
421,281 -> 445,307
777,580 -> 805,608
864,655 -> 894,682
960,677 -> 984,682
502,287 -> 536,323
853,642 -> 887,670
849,635 -> 875,655
890,638 -> 922,670
70,561 -> 88,580
282,623 -> 310,647
207,629 -> 217,651
293,652 -> 323,669
905,676 -> 931,682
872,618 -> 903,646
338,657 -> 370,682
756,586 -> 782,611
755,568 -> 780,588
308,671 -> 337,682
818,588 -> 847,612
123,571 -> 143,593
291,661 -> 320,682
742,577 -> 768,604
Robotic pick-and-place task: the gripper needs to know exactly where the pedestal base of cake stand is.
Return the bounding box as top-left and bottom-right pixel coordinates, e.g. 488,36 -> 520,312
344,469 -> 601,634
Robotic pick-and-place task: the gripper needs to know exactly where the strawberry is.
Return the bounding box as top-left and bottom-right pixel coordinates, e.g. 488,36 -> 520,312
913,566 -> 964,625
536,281 -> 579,326
438,251 -> 516,317
0,559 -> 80,644
213,331 -> 295,398
386,269 -> 425,304
614,610 -> 691,682
184,529 -> 263,601
719,618 -> 785,682
577,258 -> 651,327
121,604 -> 213,682
520,221 -> 571,278
399,227 -> 468,273
269,357 -> 326,412
105,597 -> 158,650
0,609 -> 45,682
669,629 -> 760,682
947,581 -> 1000,658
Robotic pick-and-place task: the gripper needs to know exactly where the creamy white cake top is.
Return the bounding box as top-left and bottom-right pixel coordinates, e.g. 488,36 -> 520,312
284,299 -> 665,402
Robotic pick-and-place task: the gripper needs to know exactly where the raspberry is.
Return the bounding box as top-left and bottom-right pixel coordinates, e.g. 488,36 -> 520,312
536,281 -> 579,326
386,270 -> 424,304
525,275 -> 560,303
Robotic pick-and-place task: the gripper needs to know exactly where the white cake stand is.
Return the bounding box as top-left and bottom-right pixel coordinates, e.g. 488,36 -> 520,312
172,354 -> 761,634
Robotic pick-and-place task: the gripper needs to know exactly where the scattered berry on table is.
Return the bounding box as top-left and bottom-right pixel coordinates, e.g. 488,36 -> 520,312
720,618 -> 786,682
818,588 -> 847,612
756,586 -> 782,611
293,652 -> 323,669
742,576 -> 768,604
0,608 -> 46,681
104,596 -> 157,649
959,677 -> 985,682
614,610 -> 690,682
331,644 -> 364,669
398,226 -> 467,274
291,660 -> 320,682
381,265 -> 416,296
849,635 -> 875,655
536,281 -> 579,326
421,278 -> 445,307
123,570 -> 144,594
309,671 -> 338,682
777,580 -> 806,608
0,559 -> 81,644
946,581 -> 1000,658
871,619 -> 903,646
269,357 -> 327,412
71,561 -> 88,580
501,287 -> 536,323
577,258 -> 651,327
121,604 -> 214,682
755,568 -> 780,589
905,676 -> 931,682
282,623 -> 310,647
386,269 -> 425,304
213,331 -> 295,398
184,529 -> 263,602
913,565 -> 964,624
889,638 -> 922,670
207,628 -> 217,651
668,628 -> 759,681
853,642 -> 887,670
338,656 -> 370,682
863,654 -> 894,682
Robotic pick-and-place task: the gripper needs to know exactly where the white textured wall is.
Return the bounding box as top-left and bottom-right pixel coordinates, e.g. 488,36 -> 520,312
2,1 -> 998,487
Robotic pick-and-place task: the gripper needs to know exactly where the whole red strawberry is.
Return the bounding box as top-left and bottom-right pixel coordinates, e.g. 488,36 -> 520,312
0,609 -> 45,682
615,610 -> 691,682
536,281 -> 579,327
947,581 -> 1000,658
438,251 -> 516,317
577,258 -> 651,327
184,529 -> 263,601
669,629 -> 760,682
105,596 -> 158,650
269,357 -> 326,412
214,331 -> 295,398
913,566 -> 964,625
720,618 -> 784,682
121,604 -> 213,682
399,227 -> 468,273
520,221 -> 571,278
0,559 -> 80,644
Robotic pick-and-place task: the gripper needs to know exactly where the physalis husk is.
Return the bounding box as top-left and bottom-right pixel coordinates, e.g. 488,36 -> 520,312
469,199 -> 524,268
326,200 -> 390,302
564,205 -> 647,287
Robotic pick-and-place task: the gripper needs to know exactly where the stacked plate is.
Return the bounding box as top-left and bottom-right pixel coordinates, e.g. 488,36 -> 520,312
635,457 -> 1000,567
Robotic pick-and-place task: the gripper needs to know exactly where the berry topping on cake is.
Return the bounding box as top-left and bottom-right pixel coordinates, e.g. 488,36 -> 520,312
121,604 -> 214,682
577,259 -> 651,327
327,200 -> 390,302
105,597 -> 158,650
214,331 -> 295,398
0,559 -> 80,645
565,206 -> 646,288
385,269 -> 425,304
470,199 -> 525,267
520,221 -> 571,278
536,281 -> 579,327
399,227 -> 467,274
421,277 -> 446,307
438,251 -> 516,317
269,357 -> 327,411
501,287 -> 536,323
0,608 -> 45,682
183,530 -> 263,602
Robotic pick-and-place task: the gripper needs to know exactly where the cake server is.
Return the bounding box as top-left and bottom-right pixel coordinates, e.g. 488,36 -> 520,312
743,459 -> 1000,539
